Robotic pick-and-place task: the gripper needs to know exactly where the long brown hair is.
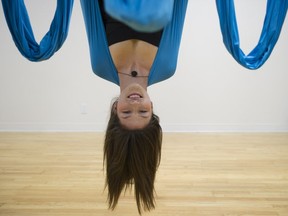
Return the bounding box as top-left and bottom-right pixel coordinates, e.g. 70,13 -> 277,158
104,101 -> 162,214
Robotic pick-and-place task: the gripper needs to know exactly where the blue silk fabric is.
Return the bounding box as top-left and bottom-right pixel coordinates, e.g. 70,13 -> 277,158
1,0 -> 74,61
216,0 -> 288,69
2,0 -> 287,71
103,0 -> 174,32
80,0 -> 188,86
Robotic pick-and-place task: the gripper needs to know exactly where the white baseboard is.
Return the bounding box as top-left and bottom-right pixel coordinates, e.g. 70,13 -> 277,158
0,122 -> 106,132
162,123 -> 288,132
0,122 -> 287,132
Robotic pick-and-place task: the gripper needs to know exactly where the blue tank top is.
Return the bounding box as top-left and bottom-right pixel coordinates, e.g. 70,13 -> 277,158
80,0 -> 188,86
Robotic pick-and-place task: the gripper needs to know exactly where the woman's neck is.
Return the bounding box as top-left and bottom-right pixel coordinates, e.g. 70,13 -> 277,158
117,64 -> 149,91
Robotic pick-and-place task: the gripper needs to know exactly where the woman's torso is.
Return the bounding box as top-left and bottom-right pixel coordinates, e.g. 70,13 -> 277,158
109,40 -> 158,77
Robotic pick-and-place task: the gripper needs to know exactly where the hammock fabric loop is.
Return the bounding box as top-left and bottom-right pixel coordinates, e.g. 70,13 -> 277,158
216,0 -> 288,69
1,0 -> 74,62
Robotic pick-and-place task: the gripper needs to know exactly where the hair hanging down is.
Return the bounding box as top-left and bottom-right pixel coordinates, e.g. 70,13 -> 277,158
104,101 -> 162,215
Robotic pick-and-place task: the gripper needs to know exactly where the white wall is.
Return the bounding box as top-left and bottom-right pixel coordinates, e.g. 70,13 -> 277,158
0,0 -> 288,132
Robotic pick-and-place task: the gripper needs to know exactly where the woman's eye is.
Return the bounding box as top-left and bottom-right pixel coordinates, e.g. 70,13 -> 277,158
123,111 -> 131,114
140,110 -> 147,113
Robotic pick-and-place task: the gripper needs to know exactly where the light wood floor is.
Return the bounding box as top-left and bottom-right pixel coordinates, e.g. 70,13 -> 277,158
0,132 -> 288,216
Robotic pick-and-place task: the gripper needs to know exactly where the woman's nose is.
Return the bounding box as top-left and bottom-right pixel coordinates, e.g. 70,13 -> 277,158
129,100 -> 140,105
128,98 -> 141,103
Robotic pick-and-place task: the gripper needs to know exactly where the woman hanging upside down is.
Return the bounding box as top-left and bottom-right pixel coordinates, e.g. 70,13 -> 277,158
80,0 -> 188,214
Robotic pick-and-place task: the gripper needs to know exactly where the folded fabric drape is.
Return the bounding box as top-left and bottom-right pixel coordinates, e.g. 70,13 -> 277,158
1,0 -> 74,61
216,0 -> 288,69
103,0 -> 174,32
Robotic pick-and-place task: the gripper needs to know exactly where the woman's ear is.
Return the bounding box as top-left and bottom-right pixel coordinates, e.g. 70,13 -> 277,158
113,101 -> 118,114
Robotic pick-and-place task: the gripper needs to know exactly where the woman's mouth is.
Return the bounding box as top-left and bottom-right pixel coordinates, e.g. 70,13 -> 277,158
128,93 -> 142,99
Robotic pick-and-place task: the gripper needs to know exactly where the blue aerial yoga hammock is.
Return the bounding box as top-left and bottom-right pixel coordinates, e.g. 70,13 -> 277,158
1,0 -> 74,62
216,0 -> 288,69
2,0 -> 287,70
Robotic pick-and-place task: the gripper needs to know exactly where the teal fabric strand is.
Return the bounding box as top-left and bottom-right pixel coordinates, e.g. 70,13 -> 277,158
104,0 -> 174,32
216,0 -> 288,69
1,0 -> 74,61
